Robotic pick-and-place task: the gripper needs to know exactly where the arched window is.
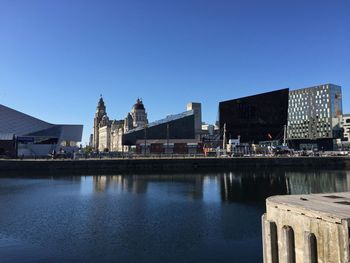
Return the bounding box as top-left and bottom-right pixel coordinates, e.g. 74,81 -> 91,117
283,226 -> 296,263
267,221 -> 279,263
304,232 -> 318,263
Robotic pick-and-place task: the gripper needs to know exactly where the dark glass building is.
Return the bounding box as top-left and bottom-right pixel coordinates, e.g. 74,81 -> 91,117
122,111 -> 195,146
219,89 -> 289,144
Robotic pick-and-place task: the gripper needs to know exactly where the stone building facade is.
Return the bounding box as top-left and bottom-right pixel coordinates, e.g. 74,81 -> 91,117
93,96 -> 107,150
92,96 -> 148,152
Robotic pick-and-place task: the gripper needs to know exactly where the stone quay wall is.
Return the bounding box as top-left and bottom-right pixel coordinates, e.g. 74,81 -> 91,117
0,156 -> 350,175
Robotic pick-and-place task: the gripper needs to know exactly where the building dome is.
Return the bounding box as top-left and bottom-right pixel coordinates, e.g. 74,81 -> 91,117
133,98 -> 145,110
130,98 -> 148,129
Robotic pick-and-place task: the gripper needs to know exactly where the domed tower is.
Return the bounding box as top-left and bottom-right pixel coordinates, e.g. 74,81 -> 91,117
130,98 -> 148,128
93,95 -> 107,150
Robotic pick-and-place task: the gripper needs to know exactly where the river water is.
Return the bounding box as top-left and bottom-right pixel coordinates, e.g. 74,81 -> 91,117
0,168 -> 349,263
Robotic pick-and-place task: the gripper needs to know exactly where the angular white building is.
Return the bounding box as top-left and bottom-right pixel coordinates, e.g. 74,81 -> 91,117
0,104 -> 83,157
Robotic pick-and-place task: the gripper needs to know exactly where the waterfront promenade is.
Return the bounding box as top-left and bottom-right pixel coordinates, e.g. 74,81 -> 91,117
0,156 -> 350,175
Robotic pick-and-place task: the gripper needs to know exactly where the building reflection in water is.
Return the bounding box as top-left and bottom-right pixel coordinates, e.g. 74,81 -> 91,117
90,174 -> 203,199
93,176 -> 109,192
285,170 -> 349,194
220,169 -> 288,203
220,168 -> 350,203
82,169 -> 350,203
90,175 -> 148,194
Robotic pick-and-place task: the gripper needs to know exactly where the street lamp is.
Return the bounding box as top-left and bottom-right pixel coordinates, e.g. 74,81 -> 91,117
166,124 -> 169,155
144,124 -> 147,156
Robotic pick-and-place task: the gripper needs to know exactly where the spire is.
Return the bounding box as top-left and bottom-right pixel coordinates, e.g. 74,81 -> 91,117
97,95 -> 106,110
96,94 -> 106,116
98,95 -> 104,105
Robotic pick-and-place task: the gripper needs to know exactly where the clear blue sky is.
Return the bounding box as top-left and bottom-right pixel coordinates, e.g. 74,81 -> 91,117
1,0 -> 349,145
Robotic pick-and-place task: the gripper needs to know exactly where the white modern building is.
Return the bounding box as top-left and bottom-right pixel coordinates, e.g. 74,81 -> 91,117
187,102 -> 202,139
341,114 -> 350,141
0,104 -> 83,157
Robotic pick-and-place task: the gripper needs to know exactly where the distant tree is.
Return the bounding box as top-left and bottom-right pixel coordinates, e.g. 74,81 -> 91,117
84,146 -> 93,154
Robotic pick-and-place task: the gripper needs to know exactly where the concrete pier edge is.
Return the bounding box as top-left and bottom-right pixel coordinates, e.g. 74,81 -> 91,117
0,156 -> 350,176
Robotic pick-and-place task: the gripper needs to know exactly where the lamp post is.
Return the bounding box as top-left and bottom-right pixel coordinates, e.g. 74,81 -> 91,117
223,123 -> 227,155
166,124 -> 169,155
144,124 -> 147,156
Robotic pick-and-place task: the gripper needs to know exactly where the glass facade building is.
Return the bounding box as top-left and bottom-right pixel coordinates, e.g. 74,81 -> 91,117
219,89 -> 289,144
287,84 -> 343,150
122,111 -> 196,146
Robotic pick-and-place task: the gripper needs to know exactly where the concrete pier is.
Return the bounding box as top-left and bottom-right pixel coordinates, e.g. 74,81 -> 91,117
262,192 -> 350,263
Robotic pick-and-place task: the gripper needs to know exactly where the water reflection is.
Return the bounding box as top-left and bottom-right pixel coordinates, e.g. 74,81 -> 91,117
86,174 -> 204,199
285,170 -> 350,194
220,169 -> 350,202
80,169 -> 350,203
1,169 -> 350,263
220,169 -> 288,202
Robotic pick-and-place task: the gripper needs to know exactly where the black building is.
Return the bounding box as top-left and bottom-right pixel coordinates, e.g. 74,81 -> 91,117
219,89 -> 289,144
122,111 -> 195,146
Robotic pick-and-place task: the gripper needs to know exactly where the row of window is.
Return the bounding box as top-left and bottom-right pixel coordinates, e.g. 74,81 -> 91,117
288,133 -> 331,139
289,98 -> 329,106
288,120 -> 331,125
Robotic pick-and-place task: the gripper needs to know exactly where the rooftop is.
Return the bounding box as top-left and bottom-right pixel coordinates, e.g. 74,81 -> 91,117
290,83 -> 341,92
267,192 -> 350,223
125,110 -> 194,134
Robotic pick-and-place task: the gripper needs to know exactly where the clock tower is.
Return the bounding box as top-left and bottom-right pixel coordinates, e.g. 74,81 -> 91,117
93,95 -> 106,150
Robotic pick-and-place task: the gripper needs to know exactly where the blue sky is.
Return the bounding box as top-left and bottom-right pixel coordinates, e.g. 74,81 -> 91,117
1,0 -> 349,145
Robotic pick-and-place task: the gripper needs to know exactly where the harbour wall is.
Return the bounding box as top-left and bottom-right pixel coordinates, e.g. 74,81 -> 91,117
0,157 -> 350,176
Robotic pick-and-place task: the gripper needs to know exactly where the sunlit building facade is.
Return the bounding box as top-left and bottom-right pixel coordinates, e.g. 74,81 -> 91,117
341,114 -> 350,142
287,84 -> 343,150
92,96 -> 148,152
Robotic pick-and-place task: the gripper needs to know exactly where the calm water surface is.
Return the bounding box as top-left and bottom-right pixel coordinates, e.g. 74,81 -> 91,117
0,168 -> 349,263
